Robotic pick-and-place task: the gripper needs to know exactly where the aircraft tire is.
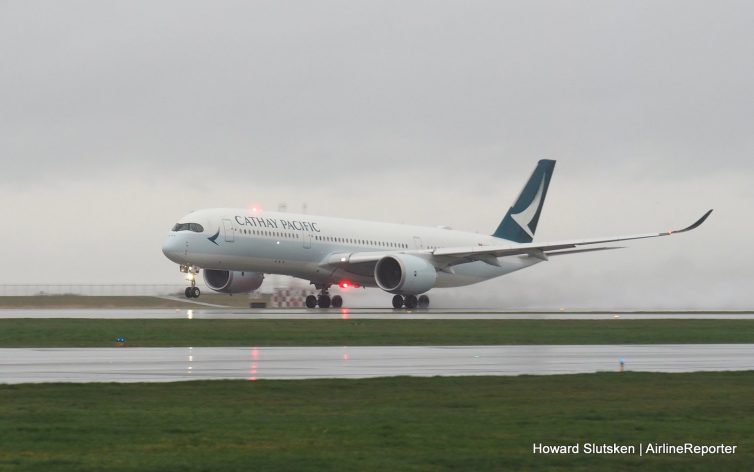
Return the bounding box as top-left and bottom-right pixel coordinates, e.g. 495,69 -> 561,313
305,295 -> 317,308
418,295 -> 430,308
405,295 -> 418,309
331,295 -> 343,308
392,295 -> 404,309
318,295 -> 331,309
191,287 -> 200,298
184,287 -> 193,298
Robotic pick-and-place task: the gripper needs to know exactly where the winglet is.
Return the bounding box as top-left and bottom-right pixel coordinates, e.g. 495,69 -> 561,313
668,209 -> 713,235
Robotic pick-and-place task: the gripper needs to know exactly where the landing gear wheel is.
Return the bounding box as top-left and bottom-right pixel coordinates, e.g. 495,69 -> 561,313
191,287 -> 200,298
184,287 -> 193,298
392,295 -> 404,309
418,295 -> 430,309
404,295 -> 418,309
318,295 -> 331,309
305,295 -> 317,309
331,295 -> 343,308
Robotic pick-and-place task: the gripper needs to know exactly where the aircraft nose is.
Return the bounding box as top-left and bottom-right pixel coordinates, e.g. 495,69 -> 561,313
162,235 -> 182,262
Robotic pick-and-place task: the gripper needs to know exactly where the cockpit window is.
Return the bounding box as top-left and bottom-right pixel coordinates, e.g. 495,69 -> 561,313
172,223 -> 204,233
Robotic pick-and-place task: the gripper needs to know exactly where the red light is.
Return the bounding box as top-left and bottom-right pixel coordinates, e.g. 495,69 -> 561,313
248,349 -> 259,381
338,280 -> 360,289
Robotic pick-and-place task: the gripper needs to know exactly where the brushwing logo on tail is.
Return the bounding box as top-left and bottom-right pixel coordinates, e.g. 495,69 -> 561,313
510,175 -> 545,238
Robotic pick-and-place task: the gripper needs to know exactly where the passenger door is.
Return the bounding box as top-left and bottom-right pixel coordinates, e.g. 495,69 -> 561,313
222,219 -> 235,242
413,236 -> 423,249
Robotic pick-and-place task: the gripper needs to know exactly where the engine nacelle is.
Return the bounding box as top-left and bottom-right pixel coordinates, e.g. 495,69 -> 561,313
374,254 -> 437,295
203,269 -> 264,294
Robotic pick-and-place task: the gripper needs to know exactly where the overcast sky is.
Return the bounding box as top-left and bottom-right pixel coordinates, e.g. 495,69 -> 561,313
1,1 -> 752,308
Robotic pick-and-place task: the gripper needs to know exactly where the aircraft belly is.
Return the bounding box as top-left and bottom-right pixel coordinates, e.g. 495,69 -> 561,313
188,246 -> 320,279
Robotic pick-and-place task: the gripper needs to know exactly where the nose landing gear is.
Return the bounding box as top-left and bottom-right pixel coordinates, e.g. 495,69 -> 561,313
180,264 -> 201,299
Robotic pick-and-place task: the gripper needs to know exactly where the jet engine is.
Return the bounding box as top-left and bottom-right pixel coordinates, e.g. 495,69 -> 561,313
203,269 -> 264,293
374,254 -> 437,295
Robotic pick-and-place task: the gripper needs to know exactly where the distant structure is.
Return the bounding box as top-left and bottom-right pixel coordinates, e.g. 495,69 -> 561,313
270,287 -> 316,308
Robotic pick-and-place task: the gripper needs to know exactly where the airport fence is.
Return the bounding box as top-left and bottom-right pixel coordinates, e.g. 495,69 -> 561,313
0,284 -> 188,297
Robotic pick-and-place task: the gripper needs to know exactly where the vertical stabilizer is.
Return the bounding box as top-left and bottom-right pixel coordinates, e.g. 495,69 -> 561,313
492,159 -> 556,243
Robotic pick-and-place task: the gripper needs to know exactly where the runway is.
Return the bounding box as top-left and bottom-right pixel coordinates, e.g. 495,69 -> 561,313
1,308 -> 752,320
2,344 -> 752,383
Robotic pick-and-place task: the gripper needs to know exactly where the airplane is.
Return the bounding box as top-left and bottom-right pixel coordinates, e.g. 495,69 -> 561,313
162,160 -> 712,309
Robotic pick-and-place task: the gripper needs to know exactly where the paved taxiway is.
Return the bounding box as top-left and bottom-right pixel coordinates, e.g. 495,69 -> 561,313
1,308 -> 752,320
2,344 -> 752,383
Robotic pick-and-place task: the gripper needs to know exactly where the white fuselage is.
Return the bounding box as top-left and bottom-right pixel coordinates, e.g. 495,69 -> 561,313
162,208 -> 540,290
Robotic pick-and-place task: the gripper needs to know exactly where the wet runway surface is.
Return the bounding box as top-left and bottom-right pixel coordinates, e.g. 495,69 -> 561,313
2,344 -> 752,383
1,308 -> 753,320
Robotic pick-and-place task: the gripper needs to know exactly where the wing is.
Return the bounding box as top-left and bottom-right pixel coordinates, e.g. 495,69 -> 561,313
320,210 -> 713,271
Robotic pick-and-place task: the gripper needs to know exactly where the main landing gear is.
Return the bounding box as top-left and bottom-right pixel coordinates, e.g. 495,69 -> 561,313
180,264 -> 201,299
306,285 -> 344,309
392,294 -> 430,310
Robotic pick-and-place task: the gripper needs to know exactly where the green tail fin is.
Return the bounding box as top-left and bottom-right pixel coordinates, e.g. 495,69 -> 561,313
492,159 -> 556,243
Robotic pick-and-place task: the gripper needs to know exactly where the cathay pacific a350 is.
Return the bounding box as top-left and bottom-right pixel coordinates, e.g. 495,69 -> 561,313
162,160 -> 711,309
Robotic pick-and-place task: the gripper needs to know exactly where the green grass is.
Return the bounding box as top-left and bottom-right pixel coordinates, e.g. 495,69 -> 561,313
0,294 -> 264,309
0,372 -> 752,471
1,319 -> 753,347
0,296 -> 205,309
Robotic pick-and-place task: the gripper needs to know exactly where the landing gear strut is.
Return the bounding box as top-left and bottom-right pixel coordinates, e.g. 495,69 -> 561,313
392,294 -> 430,310
306,284 -> 342,309
181,264 -> 201,298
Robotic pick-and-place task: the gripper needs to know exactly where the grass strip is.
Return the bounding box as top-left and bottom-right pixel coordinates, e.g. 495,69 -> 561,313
0,372 -> 752,471
1,319 -> 753,347
0,296 -> 208,309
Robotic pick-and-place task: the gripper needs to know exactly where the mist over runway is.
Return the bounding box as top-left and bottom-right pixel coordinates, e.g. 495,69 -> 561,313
0,308 -> 752,320
2,344 -> 753,384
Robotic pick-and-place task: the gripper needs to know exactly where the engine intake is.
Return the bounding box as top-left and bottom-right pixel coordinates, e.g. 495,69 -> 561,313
374,254 -> 436,295
203,269 -> 264,293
